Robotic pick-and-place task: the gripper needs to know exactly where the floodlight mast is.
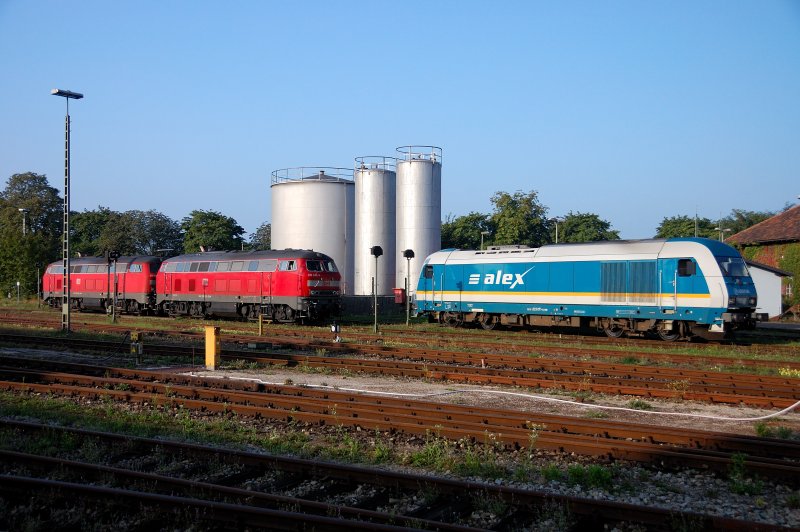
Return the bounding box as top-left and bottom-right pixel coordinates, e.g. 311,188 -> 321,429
51,88 -> 84,332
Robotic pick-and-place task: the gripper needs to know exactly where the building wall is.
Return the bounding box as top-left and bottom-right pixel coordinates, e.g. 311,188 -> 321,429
748,266 -> 784,318
740,242 -> 798,307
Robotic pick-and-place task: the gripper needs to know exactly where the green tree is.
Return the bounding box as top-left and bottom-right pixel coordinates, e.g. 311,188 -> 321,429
441,212 -> 493,249
249,222 -> 271,251
0,172 -> 62,297
181,210 -> 245,253
96,210 -> 145,255
71,206 -> 114,256
718,209 -> 774,236
655,215 -> 717,239
72,207 -> 183,256
556,212 -> 620,243
489,190 -> 550,247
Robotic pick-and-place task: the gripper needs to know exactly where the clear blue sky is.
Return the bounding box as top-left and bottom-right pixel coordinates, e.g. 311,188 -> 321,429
1,1 -> 798,240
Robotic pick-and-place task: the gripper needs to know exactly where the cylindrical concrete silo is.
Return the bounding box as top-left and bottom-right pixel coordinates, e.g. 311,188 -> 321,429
395,146 -> 442,294
354,156 -> 396,296
271,167 -> 355,294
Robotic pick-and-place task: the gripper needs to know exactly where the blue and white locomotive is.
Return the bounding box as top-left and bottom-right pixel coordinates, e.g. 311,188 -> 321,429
414,238 -> 767,340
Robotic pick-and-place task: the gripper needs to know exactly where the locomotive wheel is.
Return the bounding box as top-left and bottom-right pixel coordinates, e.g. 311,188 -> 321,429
441,311 -> 463,328
478,314 -> 497,330
657,321 -> 682,342
657,329 -> 681,342
274,306 -> 294,322
604,324 -> 625,338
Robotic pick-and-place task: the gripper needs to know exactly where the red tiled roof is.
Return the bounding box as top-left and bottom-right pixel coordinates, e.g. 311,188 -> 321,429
727,204 -> 800,245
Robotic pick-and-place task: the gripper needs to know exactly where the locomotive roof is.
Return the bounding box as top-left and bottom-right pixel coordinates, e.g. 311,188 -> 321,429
46,256 -> 162,267
434,238 -> 740,261
161,249 -> 335,263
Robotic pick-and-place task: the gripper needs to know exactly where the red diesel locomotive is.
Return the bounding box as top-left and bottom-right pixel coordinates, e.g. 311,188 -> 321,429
156,249 -> 341,321
41,256 -> 161,314
41,249 -> 342,322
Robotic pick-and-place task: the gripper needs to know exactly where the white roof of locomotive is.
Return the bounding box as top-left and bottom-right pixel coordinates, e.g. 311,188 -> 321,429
426,239 -> 720,265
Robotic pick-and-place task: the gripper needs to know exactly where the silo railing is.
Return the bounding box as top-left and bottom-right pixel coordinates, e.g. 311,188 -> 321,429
354,156 -> 397,171
271,167 -> 354,185
395,145 -> 443,163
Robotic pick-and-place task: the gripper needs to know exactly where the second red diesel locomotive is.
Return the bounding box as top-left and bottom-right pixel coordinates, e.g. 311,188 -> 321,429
41,249 -> 342,322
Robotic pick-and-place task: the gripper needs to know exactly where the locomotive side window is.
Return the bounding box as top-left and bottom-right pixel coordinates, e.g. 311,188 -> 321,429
424,265 -> 434,279
129,264 -> 143,273
217,261 -> 230,272
259,259 -> 277,272
86,265 -> 98,273
279,260 -> 296,271
678,259 -> 696,277
198,262 -> 210,272
208,262 -> 218,272
189,263 -> 200,272
231,261 -> 245,272
248,260 -> 259,271
163,263 -> 176,273
176,263 -> 185,272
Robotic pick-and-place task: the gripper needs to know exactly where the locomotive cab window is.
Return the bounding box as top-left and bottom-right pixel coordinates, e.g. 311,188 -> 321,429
129,264 -> 142,273
678,259 -> 696,277
717,257 -> 750,278
424,265 -> 434,279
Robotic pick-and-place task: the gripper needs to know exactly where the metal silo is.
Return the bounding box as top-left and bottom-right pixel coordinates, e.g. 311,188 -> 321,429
271,167 -> 355,294
354,156 -> 396,296
395,146 -> 442,294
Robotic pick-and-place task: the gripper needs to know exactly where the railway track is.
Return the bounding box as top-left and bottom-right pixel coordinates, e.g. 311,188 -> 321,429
1,358 -> 798,485
2,310 -> 799,366
1,330 -> 798,408
1,418 -> 775,531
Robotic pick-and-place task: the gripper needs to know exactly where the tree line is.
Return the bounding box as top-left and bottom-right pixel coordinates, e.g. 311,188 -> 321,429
0,172 -> 271,297
441,190 -> 776,250
0,172 -> 778,298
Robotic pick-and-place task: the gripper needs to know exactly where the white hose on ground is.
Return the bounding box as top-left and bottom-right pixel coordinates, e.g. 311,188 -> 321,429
211,374 -> 800,423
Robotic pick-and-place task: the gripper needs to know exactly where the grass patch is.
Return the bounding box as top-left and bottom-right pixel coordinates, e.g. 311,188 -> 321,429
728,453 -> 763,496
626,398 -> 653,410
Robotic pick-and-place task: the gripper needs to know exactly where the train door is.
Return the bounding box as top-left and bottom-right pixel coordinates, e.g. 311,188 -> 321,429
420,264 -> 438,310
659,258 -> 696,311
443,264 -> 463,311
659,258 -> 677,311
261,271 -> 273,307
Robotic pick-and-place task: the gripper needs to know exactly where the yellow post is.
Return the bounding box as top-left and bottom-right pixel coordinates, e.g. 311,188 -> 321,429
130,332 -> 139,355
205,326 -> 221,370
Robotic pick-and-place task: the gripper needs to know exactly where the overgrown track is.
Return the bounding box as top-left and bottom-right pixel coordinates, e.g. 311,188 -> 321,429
0,419 -> 774,531
1,358 -> 798,486
1,330 -> 798,408
2,309 -> 799,363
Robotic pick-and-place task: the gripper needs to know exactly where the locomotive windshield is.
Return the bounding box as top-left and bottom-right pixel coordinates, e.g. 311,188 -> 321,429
717,257 -> 750,278
306,260 -> 337,272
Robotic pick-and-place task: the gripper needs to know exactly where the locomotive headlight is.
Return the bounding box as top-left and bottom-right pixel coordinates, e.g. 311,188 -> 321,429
748,297 -> 756,306
728,296 -> 735,307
